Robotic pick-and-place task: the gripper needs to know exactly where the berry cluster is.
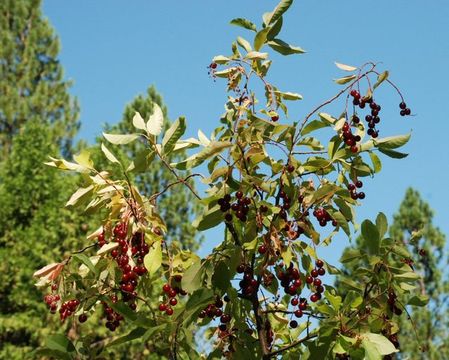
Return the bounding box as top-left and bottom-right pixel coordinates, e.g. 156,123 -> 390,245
347,180 -> 365,200
278,190 -> 291,220
399,101 -> 411,117
350,89 -> 383,138
44,293 -> 60,314
290,297 -> 308,327
387,290 -> 403,316
102,298 -> 124,331
218,191 -> 251,222
236,264 -> 259,297
313,207 -> 337,227
341,121 -> 361,153
276,264 -> 302,296
110,228 -> 148,306
59,299 -> 80,321
158,277 -> 186,316
198,297 -> 225,320
305,260 -> 326,302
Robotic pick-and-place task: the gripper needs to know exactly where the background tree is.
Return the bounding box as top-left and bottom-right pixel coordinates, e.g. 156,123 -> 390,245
89,85 -> 202,251
0,0 -> 79,158
0,121 -> 87,359
339,188 -> 449,358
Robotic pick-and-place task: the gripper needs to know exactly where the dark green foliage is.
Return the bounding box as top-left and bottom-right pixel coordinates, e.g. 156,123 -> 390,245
0,121 -> 87,359
339,188 -> 449,359
0,0 -> 79,158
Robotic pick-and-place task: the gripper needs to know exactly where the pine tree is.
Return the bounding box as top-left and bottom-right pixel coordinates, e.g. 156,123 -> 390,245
339,188 -> 449,358
0,0 -> 79,158
0,121 -> 86,359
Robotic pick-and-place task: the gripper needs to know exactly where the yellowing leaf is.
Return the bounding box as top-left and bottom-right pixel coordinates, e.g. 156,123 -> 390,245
33,263 -> 61,278
132,111 -> 146,130
101,143 -> 120,164
335,62 -> 357,71
144,241 -> 162,276
66,185 -> 94,207
147,103 -> 164,136
97,242 -> 119,256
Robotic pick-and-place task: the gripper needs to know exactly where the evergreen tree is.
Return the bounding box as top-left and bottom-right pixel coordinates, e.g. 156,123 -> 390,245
0,121 -> 87,359
339,188 -> 449,359
0,0 -> 79,158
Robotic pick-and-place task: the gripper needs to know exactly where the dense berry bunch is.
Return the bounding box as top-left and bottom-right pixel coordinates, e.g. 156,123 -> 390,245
102,298 -> 124,331
306,259 -> 326,303
59,299 -> 80,321
198,296 -> 225,320
236,263 -> 259,297
276,264 -> 302,296
399,101 -> 411,117
159,276 -> 186,316
313,207 -> 337,227
218,191 -> 252,222
341,121 -> 361,153
44,293 -> 60,314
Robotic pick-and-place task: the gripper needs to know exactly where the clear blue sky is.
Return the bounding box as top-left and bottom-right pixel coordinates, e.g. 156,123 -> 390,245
43,0 -> 449,263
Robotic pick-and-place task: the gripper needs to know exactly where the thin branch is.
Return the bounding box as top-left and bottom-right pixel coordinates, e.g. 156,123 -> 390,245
266,334 -> 318,358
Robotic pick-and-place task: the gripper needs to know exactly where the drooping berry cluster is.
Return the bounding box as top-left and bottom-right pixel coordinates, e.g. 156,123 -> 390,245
59,299 -> 80,321
313,207 -> 337,227
387,290 -> 403,316
198,296 -> 224,320
276,264 -> 302,296
347,180 -> 365,200
44,293 -> 60,314
278,190 -> 291,220
236,263 -> 259,297
341,121 -> 361,153
305,259 -> 326,303
102,298 -> 124,331
399,101 -> 411,117
218,191 -> 251,222
158,276 -> 186,316
289,297 -> 309,328
364,101 -> 382,138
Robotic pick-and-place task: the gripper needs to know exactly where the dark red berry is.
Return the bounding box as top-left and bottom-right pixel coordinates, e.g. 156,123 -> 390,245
294,309 -> 303,318
166,307 -> 174,316
399,102 -> 407,109
355,180 -> 363,188
159,303 -> 167,312
258,245 -> 267,254
358,192 -> 365,199
78,314 -> 88,323
318,268 -> 326,276
311,269 -> 319,278
310,294 -> 319,302
289,320 -> 298,328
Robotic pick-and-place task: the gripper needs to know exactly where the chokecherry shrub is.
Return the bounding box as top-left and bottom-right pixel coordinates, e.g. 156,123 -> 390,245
34,1 -> 426,359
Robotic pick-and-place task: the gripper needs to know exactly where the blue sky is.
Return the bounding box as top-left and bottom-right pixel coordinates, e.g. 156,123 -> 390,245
43,0 -> 449,264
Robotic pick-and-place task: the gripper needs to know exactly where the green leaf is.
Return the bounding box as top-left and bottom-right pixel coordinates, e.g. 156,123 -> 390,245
237,36 -> 252,52
267,16 -> 283,40
46,334 -> 76,354
103,133 -> 140,145
144,241 -> 162,276
181,259 -> 203,293
274,90 -> 303,101
146,103 -> 164,136
212,55 -> 231,64
361,220 -> 380,255
301,120 -> 329,136
106,299 -> 138,322
132,111 -> 146,130
254,27 -> 271,51
107,327 -> 147,348
340,248 -> 362,263
265,0 -> 293,26
362,338 -> 381,360
325,290 -> 342,311
375,212 -> 388,239
407,295 -> 429,306
334,74 -> 357,84
369,152 -> 382,173
72,254 -> 98,276
230,18 -> 257,32
192,205 -> 223,231
329,209 -> 350,236
66,185 -> 94,207
162,117 -> 186,155
376,133 -> 411,149
373,71 -> 389,90
267,38 -> 305,55
378,147 -> 408,159
73,150 -> 93,169
173,141 -> 232,170
297,137 -> 324,151
363,333 -> 398,356
394,271 -> 420,281
245,51 -> 269,60
101,143 -> 120,164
